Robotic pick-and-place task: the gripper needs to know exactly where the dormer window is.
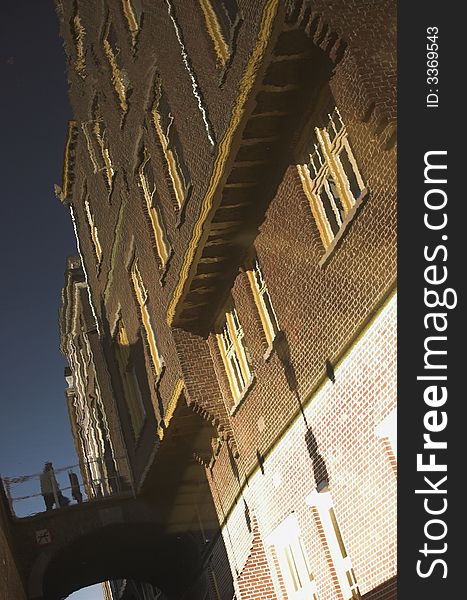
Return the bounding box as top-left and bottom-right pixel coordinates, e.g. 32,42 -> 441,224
199,0 -> 240,69
151,78 -> 191,210
82,100 -> 115,194
121,0 -> 143,46
103,21 -> 130,112
84,195 -> 103,266
70,5 -> 86,77
138,148 -> 170,269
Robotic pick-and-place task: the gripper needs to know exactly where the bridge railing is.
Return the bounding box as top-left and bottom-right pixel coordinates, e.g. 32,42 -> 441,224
1,456 -> 133,518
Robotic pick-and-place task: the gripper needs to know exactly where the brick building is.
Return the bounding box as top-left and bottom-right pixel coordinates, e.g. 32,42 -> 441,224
59,255 -> 132,500
0,483 -> 27,600
56,0 -> 397,598
102,579 -> 164,600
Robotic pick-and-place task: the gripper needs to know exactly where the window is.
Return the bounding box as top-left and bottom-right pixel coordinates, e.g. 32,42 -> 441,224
60,120 -> 79,201
268,513 -> 320,600
121,0 -> 143,45
82,103 -> 115,193
217,308 -> 252,404
199,0 -> 239,68
114,318 -> 146,438
93,119 -> 114,191
130,260 -> 164,378
103,21 -> 130,112
297,107 -> 366,250
151,79 -> 191,209
306,489 -> 361,600
84,196 -> 103,265
56,0 -> 64,19
138,148 -> 170,268
247,258 -> 280,346
70,4 -> 86,77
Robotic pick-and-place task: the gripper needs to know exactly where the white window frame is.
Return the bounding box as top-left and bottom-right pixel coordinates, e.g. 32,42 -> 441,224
267,513 -> 320,600
306,490 -> 361,600
217,308 -> 252,404
247,258 -> 280,347
297,107 -> 366,250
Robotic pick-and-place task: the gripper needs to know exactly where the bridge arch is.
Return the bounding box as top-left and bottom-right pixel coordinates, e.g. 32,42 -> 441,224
15,392 -> 233,600
30,520 -> 204,599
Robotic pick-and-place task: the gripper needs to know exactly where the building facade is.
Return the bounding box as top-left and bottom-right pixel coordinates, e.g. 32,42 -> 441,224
56,0 -> 397,598
60,255 -> 132,501
102,579 -> 163,600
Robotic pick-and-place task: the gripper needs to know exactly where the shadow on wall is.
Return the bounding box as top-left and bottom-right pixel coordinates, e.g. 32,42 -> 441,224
275,331 -> 330,489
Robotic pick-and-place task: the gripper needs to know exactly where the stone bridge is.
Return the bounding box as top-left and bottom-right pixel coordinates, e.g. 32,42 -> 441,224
11,491 -> 210,599
7,398 -> 232,600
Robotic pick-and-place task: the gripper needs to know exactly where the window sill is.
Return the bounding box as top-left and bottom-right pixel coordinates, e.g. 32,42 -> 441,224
229,375 -> 256,416
319,187 -> 369,269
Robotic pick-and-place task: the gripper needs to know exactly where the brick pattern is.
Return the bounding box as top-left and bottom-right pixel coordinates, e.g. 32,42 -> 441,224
308,507 -> 343,598
56,0 -> 396,478
269,544 -> 289,600
173,328 -> 234,440
54,1 -> 397,597
237,518 -> 278,600
218,296 -> 397,599
206,533 -> 236,600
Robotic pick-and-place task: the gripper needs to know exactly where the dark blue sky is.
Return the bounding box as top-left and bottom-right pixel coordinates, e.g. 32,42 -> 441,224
0,2 -> 79,487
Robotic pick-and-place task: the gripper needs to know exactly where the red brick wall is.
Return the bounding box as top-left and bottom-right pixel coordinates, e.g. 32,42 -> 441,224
57,0 -> 396,485
213,296 -> 396,599
56,1 -> 397,597
0,488 -> 27,600
237,518 -> 278,600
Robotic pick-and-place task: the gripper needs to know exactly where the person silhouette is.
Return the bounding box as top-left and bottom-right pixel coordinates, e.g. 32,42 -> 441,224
40,462 -> 59,511
40,462 -> 70,510
69,471 -> 83,504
